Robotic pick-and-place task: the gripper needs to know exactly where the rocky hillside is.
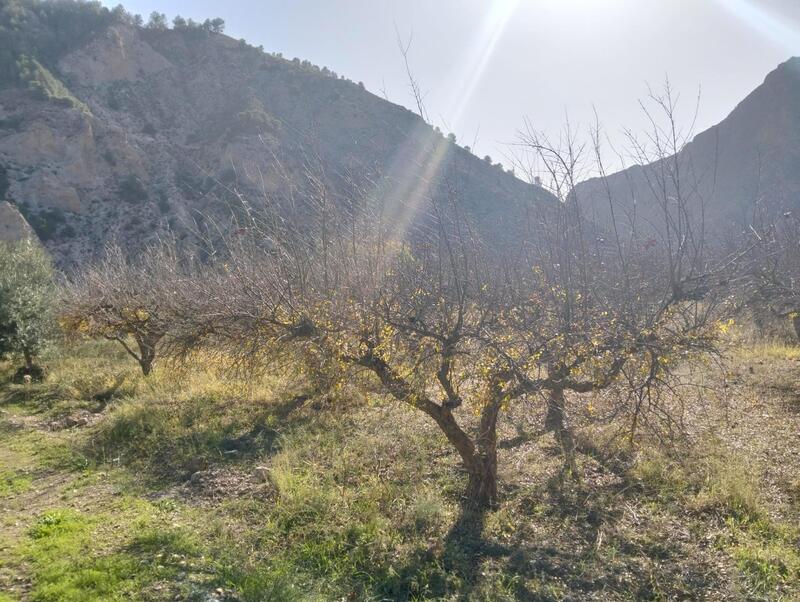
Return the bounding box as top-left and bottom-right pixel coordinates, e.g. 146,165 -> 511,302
0,1 -> 551,265
0,201 -> 32,242
574,57 -> 800,235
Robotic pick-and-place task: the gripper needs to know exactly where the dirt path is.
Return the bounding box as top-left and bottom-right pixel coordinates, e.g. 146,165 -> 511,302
0,409 -> 107,599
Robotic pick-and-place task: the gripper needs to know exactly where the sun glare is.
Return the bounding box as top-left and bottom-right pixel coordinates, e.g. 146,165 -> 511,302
376,0 -> 521,248
712,0 -> 800,53
441,0 -> 521,132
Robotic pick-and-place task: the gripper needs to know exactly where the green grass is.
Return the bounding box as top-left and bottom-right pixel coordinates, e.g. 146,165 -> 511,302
724,518 -> 800,599
734,541 -> 799,597
692,449 -> 764,522
263,434 -> 419,596
629,438 -> 765,520
630,448 -> 691,502
21,504 -> 214,602
614,439 -> 800,598
0,425 -> 90,475
0,470 -> 32,497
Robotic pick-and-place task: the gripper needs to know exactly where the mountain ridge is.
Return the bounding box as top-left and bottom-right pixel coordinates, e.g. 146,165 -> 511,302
573,56 -> 800,233
3,1 -> 799,262
0,2 -> 552,264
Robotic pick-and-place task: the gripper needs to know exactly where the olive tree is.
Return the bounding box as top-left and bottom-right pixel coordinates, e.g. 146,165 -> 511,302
0,239 -> 56,376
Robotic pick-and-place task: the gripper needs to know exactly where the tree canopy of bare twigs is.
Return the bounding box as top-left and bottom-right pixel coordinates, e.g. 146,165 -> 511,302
159,95 -> 737,511
745,209 -> 800,341
60,241 -> 187,376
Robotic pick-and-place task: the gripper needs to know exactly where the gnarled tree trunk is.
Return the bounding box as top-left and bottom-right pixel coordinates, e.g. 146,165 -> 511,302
23,348 -> 33,371
462,392 -> 502,510
137,340 -> 156,376
110,331 -> 163,377
359,349 -> 501,511
433,404 -> 499,511
134,332 -> 162,377
545,386 -> 580,480
464,456 -> 498,510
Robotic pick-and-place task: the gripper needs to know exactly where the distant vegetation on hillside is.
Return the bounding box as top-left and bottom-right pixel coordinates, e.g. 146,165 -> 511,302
0,0 -> 226,85
0,0 -> 114,83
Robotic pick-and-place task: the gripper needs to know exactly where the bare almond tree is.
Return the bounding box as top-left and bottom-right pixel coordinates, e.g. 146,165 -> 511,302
745,210 -> 800,341
507,85 -> 744,474
60,241 -> 187,376
162,113 -> 733,511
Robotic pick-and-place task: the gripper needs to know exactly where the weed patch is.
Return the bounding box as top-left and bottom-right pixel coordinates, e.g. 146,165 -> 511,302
21,504 -> 216,601
0,470 -> 32,497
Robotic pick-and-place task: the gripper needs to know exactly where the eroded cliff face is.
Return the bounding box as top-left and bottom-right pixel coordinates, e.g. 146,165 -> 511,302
59,25 -> 172,84
0,24 -> 549,266
0,27 -> 168,263
0,201 -> 34,243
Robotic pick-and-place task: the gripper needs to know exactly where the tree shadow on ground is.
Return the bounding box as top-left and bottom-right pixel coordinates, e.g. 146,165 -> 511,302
372,498 -> 514,601
379,453 -> 726,601
80,392 -> 317,487
0,382 -> 68,412
497,470 -> 727,600
441,504 -> 512,589
214,393 -> 312,457
0,418 -> 25,438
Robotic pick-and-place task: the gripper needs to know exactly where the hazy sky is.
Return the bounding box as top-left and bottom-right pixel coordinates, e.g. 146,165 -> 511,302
101,0 -> 800,170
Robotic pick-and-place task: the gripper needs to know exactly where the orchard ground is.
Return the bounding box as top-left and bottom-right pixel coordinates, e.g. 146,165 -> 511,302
0,330 -> 798,601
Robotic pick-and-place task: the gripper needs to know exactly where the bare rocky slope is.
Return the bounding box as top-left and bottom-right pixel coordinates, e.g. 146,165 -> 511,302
573,57 -> 800,234
0,200 -> 32,242
0,3 -> 552,265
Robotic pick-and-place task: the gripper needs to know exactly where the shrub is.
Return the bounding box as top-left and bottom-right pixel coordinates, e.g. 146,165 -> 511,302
0,164 -> 8,200
16,55 -> 88,111
0,239 -> 56,375
117,175 -> 148,204
228,97 -> 280,139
